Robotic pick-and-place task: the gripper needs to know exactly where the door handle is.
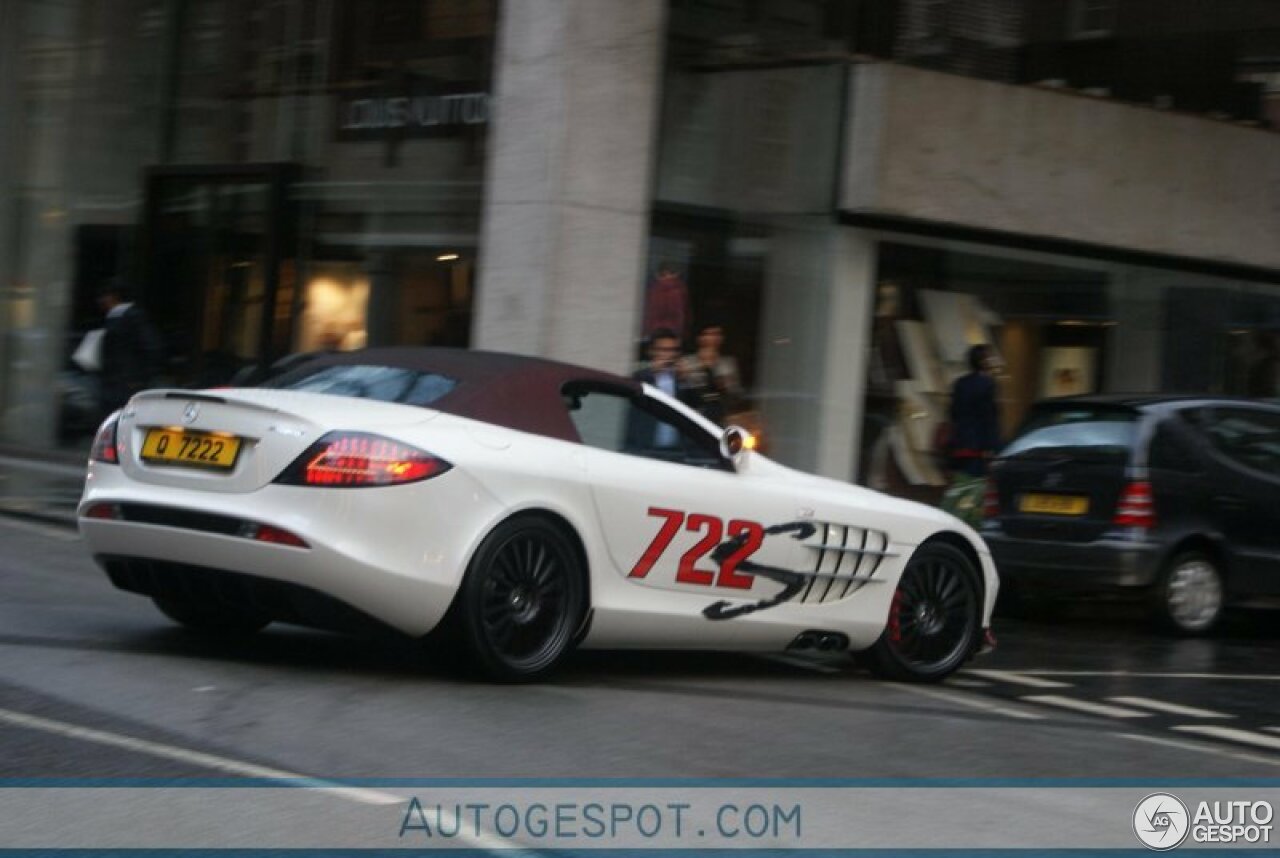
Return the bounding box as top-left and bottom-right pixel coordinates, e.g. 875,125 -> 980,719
1214,494 -> 1247,510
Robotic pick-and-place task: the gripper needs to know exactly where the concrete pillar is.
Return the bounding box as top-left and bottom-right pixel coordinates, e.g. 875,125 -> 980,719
819,229 -> 877,481
0,0 -> 22,418
756,219 -> 876,481
0,1 -> 77,447
473,0 -> 666,375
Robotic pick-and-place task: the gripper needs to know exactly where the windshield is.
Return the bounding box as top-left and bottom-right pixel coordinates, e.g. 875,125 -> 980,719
263,364 -> 457,408
1001,406 -> 1138,461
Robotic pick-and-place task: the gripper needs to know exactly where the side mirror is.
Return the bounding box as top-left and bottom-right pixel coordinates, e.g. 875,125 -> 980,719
719,425 -> 752,464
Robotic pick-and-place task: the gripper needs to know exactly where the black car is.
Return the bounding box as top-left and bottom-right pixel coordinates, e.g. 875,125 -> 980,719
982,395 -> 1280,634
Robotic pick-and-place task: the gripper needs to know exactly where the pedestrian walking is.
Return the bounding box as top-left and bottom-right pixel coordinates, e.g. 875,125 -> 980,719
946,344 -> 1001,478
96,277 -> 163,417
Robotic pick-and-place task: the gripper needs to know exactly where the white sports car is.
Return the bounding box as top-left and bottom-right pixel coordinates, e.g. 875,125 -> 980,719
78,348 -> 997,682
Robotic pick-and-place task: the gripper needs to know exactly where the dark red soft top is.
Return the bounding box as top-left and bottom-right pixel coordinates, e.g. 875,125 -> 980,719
272,347 -> 638,443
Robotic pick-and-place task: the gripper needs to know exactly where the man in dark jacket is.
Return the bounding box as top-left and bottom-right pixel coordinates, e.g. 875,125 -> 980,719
97,277 -> 163,416
948,343 -> 1001,477
626,328 -> 693,456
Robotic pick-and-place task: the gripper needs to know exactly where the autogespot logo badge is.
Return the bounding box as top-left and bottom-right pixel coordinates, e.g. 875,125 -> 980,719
1134,793 -> 1191,851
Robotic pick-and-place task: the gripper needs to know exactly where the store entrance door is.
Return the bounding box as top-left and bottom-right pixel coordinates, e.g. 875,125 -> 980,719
142,164 -> 297,387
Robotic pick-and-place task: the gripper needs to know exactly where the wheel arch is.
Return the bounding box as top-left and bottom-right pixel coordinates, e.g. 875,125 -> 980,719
921,530 -> 987,604
1160,533 -> 1230,589
440,506 -> 594,631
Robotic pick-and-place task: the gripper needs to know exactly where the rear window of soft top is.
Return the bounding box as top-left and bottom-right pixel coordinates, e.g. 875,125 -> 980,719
1001,406 -> 1139,461
263,364 -> 457,407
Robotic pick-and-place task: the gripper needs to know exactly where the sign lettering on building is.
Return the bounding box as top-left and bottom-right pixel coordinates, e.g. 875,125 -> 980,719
337,92 -> 489,140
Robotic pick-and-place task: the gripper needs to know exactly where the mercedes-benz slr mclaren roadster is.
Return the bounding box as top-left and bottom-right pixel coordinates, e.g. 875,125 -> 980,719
78,348 -> 998,681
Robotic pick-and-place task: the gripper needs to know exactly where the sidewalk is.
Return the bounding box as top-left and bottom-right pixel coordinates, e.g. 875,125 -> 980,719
0,454 -> 85,527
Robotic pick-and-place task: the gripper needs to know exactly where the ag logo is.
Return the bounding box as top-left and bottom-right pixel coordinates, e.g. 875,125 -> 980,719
182,402 -> 200,425
1134,793 -> 1190,850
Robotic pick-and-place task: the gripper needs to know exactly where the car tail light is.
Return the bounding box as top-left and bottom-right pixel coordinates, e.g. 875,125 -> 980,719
237,521 -> 309,548
982,478 -> 1000,519
90,413 -> 120,464
84,502 -> 122,520
1113,480 -> 1156,529
274,432 -> 451,488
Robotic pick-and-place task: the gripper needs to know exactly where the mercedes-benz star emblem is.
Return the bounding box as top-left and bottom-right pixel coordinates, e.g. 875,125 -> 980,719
182,403 -> 200,424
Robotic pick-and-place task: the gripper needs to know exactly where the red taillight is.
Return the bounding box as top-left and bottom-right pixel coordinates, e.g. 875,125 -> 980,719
237,522 -> 309,548
275,432 -> 451,488
84,502 -> 121,520
982,478 -> 1000,519
90,413 -> 120,464
1113,480 -> 1156,529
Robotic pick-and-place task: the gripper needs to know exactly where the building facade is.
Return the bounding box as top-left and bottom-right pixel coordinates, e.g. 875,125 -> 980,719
2,0 -> 1280,508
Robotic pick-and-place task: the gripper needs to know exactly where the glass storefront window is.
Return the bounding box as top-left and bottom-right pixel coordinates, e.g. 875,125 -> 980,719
0,0 -> 495,452
860,238 -> 1280,502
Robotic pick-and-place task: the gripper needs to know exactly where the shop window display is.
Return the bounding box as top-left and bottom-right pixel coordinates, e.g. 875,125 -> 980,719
861,243 -> 1112,503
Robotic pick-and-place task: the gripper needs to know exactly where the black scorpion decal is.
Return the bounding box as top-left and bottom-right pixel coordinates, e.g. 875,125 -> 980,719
702,521 -> 817,621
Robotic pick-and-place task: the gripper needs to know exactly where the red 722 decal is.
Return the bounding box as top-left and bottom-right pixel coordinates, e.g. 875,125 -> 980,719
628,507 -> 764,590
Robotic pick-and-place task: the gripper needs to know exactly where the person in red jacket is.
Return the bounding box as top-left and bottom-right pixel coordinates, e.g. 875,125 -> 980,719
642,260 -> 691,346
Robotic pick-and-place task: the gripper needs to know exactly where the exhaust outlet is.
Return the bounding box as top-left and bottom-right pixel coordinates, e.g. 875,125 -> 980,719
789,632 -> 818,650
817,633 -> 849,652
788,630 -> 849,652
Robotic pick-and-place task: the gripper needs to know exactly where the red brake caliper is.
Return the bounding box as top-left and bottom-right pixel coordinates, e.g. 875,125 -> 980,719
888,588 -> 904,643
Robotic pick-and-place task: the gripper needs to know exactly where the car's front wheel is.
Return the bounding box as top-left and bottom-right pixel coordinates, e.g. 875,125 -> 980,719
153,595 -> 271,635
455,516 -> 586,682
1152,550 -> 1224,636
867,541 -> 982,683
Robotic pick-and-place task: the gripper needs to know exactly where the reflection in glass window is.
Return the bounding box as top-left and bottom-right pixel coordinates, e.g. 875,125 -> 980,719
1002,407 -> 1137,460
1191,408 -> 1280,477
564,386 -> 726,470
268,365 -> 456,407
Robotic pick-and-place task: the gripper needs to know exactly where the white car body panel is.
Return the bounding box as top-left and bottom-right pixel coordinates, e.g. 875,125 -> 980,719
79,375 -> 998,656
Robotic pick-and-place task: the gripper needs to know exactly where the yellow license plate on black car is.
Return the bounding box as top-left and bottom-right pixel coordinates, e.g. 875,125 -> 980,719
141,428 -> 242,470
1019,493 -> 1089,516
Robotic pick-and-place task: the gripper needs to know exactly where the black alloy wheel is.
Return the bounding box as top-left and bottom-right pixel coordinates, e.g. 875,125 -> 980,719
153,595 -> 272,635
868,541 -> 982,682
457,516 -> 586,682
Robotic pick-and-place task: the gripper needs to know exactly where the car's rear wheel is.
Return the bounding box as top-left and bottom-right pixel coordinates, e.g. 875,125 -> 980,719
867,542 -> 982,683
1152,550 -> 1224,636
456,517 -> 586,682
153,595 -> 271,635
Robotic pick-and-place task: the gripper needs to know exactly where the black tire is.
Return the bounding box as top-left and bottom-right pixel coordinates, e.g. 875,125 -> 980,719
455,516 -> 586,682
867,541 -> 983,683
1151,550 -> 1224,636
153,595 -> 271,635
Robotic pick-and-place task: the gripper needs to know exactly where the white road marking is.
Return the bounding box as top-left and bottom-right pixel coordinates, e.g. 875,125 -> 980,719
0,707 -> 401,806
1267,727 -> 1280,735
1118,732 -> 1280,769
890,682 -> 1046,720
1172,725 -> 1280,752
0,706 -> 524,852
945,678 -> 992,689
963,669 -> 1071,688
1106,696 -> 1234,719
1020,695 -> 1151,719
991,670 -> 1280,681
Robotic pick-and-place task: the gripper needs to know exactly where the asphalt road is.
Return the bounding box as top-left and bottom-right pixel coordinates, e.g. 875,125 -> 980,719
0,513 -> 1278,786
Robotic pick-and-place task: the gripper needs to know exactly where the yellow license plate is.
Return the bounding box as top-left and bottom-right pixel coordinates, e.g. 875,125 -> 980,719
1019,493 -> 1089,516
141,428 -> 242,470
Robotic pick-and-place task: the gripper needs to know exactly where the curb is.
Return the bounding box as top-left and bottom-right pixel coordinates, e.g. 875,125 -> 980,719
0,505 -> 78,530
